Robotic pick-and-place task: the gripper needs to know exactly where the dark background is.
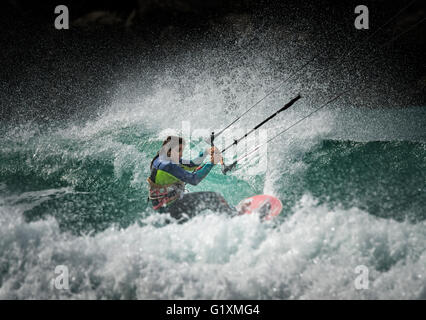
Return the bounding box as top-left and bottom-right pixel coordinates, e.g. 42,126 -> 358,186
1,0 -> 425,123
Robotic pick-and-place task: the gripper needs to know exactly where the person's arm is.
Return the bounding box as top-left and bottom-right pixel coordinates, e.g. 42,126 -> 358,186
162,162 -> 214,186
179,149 -> 208,168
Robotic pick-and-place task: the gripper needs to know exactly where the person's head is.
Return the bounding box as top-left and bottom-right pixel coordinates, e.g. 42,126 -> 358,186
159,135 -> 185,163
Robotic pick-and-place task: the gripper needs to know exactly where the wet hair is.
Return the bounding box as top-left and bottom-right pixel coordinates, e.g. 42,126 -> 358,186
150,136 -> 185,169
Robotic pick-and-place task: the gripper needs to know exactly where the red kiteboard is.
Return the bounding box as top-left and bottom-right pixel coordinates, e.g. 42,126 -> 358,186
236,194 -> 283,220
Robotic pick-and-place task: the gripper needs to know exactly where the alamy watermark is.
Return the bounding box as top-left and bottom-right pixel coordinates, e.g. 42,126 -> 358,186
52,265 -> 69,290
54,4 -> 370,31
54,5 -> 69,30
354,5 -> 369,30
159,121 -> 268,174
354,265 -> 369,290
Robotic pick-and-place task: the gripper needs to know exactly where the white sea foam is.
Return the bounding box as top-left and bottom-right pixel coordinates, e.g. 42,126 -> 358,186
1,195 -> 424,300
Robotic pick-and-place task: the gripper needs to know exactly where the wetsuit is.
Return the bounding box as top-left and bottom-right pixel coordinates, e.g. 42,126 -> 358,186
148,151 -> 233,219
148,152 -> 211,207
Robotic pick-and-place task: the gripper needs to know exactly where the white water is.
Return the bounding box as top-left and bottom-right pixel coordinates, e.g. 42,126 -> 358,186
1,194 -> 425,299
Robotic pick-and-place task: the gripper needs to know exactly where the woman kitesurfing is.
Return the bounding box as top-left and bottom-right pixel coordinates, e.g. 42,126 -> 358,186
147,135 -> 234,219
146,96 -> 302,220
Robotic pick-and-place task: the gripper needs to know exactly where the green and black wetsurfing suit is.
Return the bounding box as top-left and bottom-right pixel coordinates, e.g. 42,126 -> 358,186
148,152 -> 212,209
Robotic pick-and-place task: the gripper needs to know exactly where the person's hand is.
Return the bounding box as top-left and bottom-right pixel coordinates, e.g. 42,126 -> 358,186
209,146 -> 222,165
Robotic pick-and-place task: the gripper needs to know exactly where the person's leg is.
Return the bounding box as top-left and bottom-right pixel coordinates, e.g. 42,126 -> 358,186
166,192 -> 235,220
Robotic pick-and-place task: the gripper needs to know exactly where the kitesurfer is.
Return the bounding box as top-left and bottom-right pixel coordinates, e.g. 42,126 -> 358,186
147,136 -> 231,219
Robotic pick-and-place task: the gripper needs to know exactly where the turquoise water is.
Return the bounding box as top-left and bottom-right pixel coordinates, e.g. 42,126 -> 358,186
1,126 -> 425,235
1,101 -> 425,299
